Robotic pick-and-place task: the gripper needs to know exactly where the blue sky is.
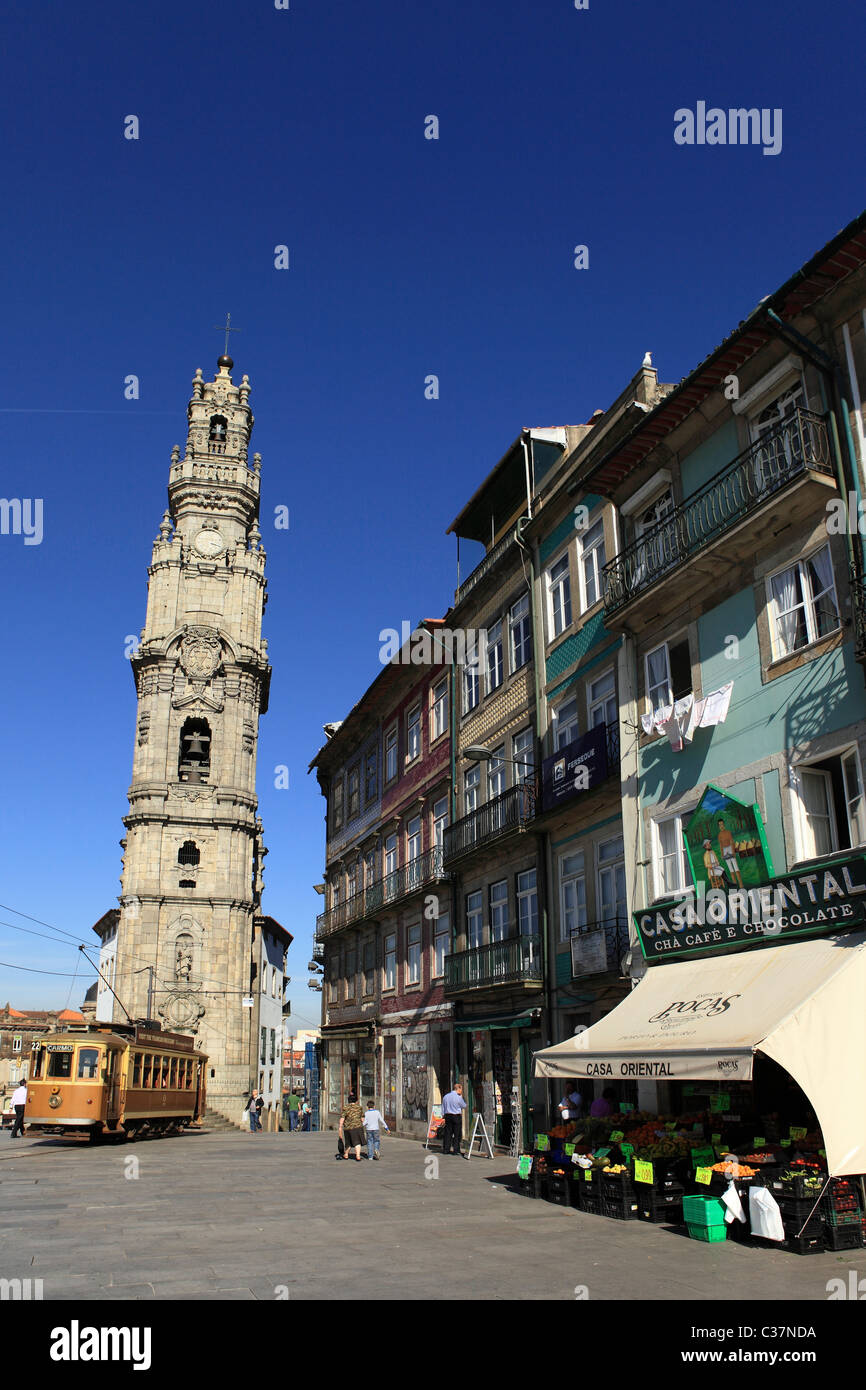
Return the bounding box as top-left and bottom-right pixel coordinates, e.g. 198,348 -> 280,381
0,0 -> 864,1025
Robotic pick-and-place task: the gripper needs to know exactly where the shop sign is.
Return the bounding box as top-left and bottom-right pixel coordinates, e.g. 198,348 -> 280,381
571,929 -> 608,977
541,724 -> 608,811
634,853 -> 866,964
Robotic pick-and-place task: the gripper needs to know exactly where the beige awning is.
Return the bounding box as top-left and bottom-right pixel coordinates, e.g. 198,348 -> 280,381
533,932 -> 866,1176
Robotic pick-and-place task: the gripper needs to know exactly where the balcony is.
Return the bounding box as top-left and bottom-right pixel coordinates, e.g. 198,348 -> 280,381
444,934 -> 543,993
455,529 -> 518,606
603,409 -> 835,629
443,781 -> 538,865
570,918 -> 629,979
315,846 -> 448,940
851,567 -> 866,664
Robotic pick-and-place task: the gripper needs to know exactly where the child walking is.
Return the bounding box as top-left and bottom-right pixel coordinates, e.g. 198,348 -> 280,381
363,1100 -> 389,1160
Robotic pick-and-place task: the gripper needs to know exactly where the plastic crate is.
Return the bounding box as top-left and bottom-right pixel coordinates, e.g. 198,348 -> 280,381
683,1194 -> 727,1227
546,1175 -> 573,1208
601,1194 -> 639,1220
687,1222 -> 727,1243
518,1173 -> 544,1199
785,1232 -> 825,1256
782,1214 -> 824,1239
769,1173 -> 825,1199
823,1222 -> 865,1251
776,1193 -> 823,1224
639,1200 -> 684,1225
577,1187 -> 604,1216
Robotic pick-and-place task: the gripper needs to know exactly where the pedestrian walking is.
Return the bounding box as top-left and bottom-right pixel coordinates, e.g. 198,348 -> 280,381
244,1088 -> 264,1133
10,1080 -> 27,1139
287,1089 -> 301,1131
441,1082 -> 467,1157
339,1092 -> 365,1161
301,1099 -> 311,1131
363,1100 -> 389,1159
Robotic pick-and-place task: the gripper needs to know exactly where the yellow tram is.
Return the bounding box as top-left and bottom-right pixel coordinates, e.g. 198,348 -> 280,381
25,1019 -> 207,1141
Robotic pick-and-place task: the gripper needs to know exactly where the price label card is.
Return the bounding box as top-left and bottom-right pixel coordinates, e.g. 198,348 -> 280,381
710,1093 -> 731,1113
564,1142 -> 575,1155
621,1143 -> 635,1161
753,1137 -> 766,1149
595,1146 -> 611,1159
634,1159 -> 654,1185
517,1156 -> 533,1179
536,1135 -> 550,1151
695,1167 -> 712,1186
610,1130 -> 625,1142
711,1133 -> 722,1145
780,1138 -> 791,1148
790,1126 -> 807,1140
619,1102 -> 634,1113
584,1168 -> 593,1182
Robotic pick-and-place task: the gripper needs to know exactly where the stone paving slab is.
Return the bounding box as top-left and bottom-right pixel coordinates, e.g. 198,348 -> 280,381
1,1129 -> 864,1301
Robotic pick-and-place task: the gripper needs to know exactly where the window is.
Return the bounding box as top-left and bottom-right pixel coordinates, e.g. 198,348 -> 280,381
547,552 -> 572,639
653,816 -> 691,897
270,1029 -> 276,1065
432,795 -> 449,849
385,726 -> 398,782
364,849 -> 376,887
170,1057 -> 178,1087
588,669 -> 618,760
331,778 -> 344,831
464,765 -> 480,815
12,1034 -> 22,1053
407,924 -> 421,985
597,837 -> 627,929
488,746 -> 506,801
466,891 -> 483,949
363,941 -> 375,995
517,869 -> 537,936
328,954 -> 340,1003
178,840 -> 200,866
552,695 -> 579,751
77,1048 -> 99,1080
792,750 -> 866,859
489,880 -> 509,942
384,933 -> 396,990
513,727 -> 535,782
768,546 -> 839,659
344,948 -> 356,999
433,910 -> 450,977
384,833 -> 398,898
509,593 -> 532,671
406,816 -> 422,888
463,660 -> 480,713
346,862 -> 357,901
364,751 -> 377,804
485,620 -> 504,694
645,638 -> 691,714
208,414 -> 227,443
431,677 -> 448,742
178,718 -> 211,783
406,706 -> 421,762
272,965 -> 278,998
347,766 -> 360,818
579,517 -> 606,610
331,877 -> 342,912
559,851 -> 587,942
260,1028 -> 267,1065
261,961 -> 267,993
142,1055 -> 153,1088
749,381 -> 807,489
132,1053 -> 142,1086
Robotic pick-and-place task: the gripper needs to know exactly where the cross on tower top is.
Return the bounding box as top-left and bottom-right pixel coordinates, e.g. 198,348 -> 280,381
213,313 -> 241,363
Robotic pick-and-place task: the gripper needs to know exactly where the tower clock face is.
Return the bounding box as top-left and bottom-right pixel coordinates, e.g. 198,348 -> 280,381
193,529 -> 224,558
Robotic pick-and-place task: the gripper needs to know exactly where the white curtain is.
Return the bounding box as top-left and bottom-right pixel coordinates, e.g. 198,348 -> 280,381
771,566 -> 800,654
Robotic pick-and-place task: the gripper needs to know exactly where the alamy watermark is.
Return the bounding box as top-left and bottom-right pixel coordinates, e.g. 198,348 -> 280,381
1,498 -> 43,545
674,103 -> 782,157
379,623 -> 485,667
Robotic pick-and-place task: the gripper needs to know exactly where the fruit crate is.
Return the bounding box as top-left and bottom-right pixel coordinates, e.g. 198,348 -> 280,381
638,1187 -> 684,1224
600,1170 -> 635,1200
781,1213 -> 824,1239
601,1190 -> 639,1220
785,1232 -> 825,1256
687,1222 -> 727,1243
546,1175 -> 574,1208
776,1193 -> 824,1225
822,1180 -> 863,1226
769,1173 -> 826,1200
576,1185 -> 604,1216
683,1194 -> 727,1227
823,1222 -> 866,1251
518,1172 -> 545,1200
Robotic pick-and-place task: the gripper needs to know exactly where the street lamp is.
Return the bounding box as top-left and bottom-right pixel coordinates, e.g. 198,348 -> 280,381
464,744 -> 534,775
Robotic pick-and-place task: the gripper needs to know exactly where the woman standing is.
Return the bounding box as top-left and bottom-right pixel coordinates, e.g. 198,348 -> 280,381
339,1092 -> 365,1161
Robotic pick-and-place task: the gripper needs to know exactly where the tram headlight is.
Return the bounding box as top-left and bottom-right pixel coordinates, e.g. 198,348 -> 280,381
48,1093 -> 62,1109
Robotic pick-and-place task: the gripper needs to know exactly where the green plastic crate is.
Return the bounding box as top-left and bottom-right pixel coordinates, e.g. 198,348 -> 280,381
683,1194 -> 727,1227
687,1222 -> 727,1243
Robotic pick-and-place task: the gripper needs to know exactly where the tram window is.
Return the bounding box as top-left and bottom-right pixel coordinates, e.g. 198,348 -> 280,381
132,1053 -> 142,1086
31,1047 -> 44,1079
169,1057 -> 178,1088
77,1048 -> 100,1080
48,1051 -> 72,1079
142,1055 -> 152,1088
185,1060 -> 193,1089
161,1058 -> 170,1088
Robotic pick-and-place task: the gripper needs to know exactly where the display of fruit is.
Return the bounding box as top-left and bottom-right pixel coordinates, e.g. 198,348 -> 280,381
712,1160 -> 757,1177
780,1169 -> 823,1190
603,1164 -> 628,1174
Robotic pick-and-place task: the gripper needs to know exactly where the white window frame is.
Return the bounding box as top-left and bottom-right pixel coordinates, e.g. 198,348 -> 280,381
383,933 -> 396,991
489,880 -> 509,942
431,677 -> 448,742
488,745 -> 506,801
516,869 -> 538,936
509,593 -> 531,671
406,924 -> 422,986
552,693 -> 579,751
433,910 -> 450,978
559,851 -> 587,943
406,815 -> 422,864
464,764 -> 480,815
485,620 -> 504,694
588,668 -> 616,729
546,550 -> 572,641
766,544 -> 840,661
384,725 -> 398,783
512,726 -> 535,782
652,815 -> 690,899
466,891 -> 483,950
432,795 -> 449,849
406,705 -> 421,763
790,744 -> 866,861
578,516 -> 606,611
462,660 -> 480,713
645,642 -> 673,713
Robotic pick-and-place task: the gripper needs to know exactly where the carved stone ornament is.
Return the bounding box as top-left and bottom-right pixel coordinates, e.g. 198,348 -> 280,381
180,628 -> 222,680
171,783 -> 215,803
158,991 -> 205,1033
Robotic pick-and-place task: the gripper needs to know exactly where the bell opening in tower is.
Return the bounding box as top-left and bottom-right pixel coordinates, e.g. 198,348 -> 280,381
179,718 -> 211,784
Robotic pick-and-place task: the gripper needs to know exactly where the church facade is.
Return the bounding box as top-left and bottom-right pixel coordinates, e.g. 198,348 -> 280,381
100,353 -> 289,1123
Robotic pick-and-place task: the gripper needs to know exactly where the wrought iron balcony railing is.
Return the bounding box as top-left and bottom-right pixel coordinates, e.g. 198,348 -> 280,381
443,780 -> 538,864
603,408 -> 833,615
570,917 -> 629,978
444,933 -> 543,992
850,567 -> 866,662
315,846 -> 448,940
455,529 -> 518,605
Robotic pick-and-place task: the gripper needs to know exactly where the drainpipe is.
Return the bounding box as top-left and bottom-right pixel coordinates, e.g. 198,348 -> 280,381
516,513 -> 553,1136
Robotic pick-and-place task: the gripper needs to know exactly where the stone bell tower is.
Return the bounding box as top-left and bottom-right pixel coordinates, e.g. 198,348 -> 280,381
110,352 -> 272,1115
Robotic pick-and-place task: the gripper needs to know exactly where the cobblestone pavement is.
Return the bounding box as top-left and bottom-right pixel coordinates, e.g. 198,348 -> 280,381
0,1127 -> 862,1301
